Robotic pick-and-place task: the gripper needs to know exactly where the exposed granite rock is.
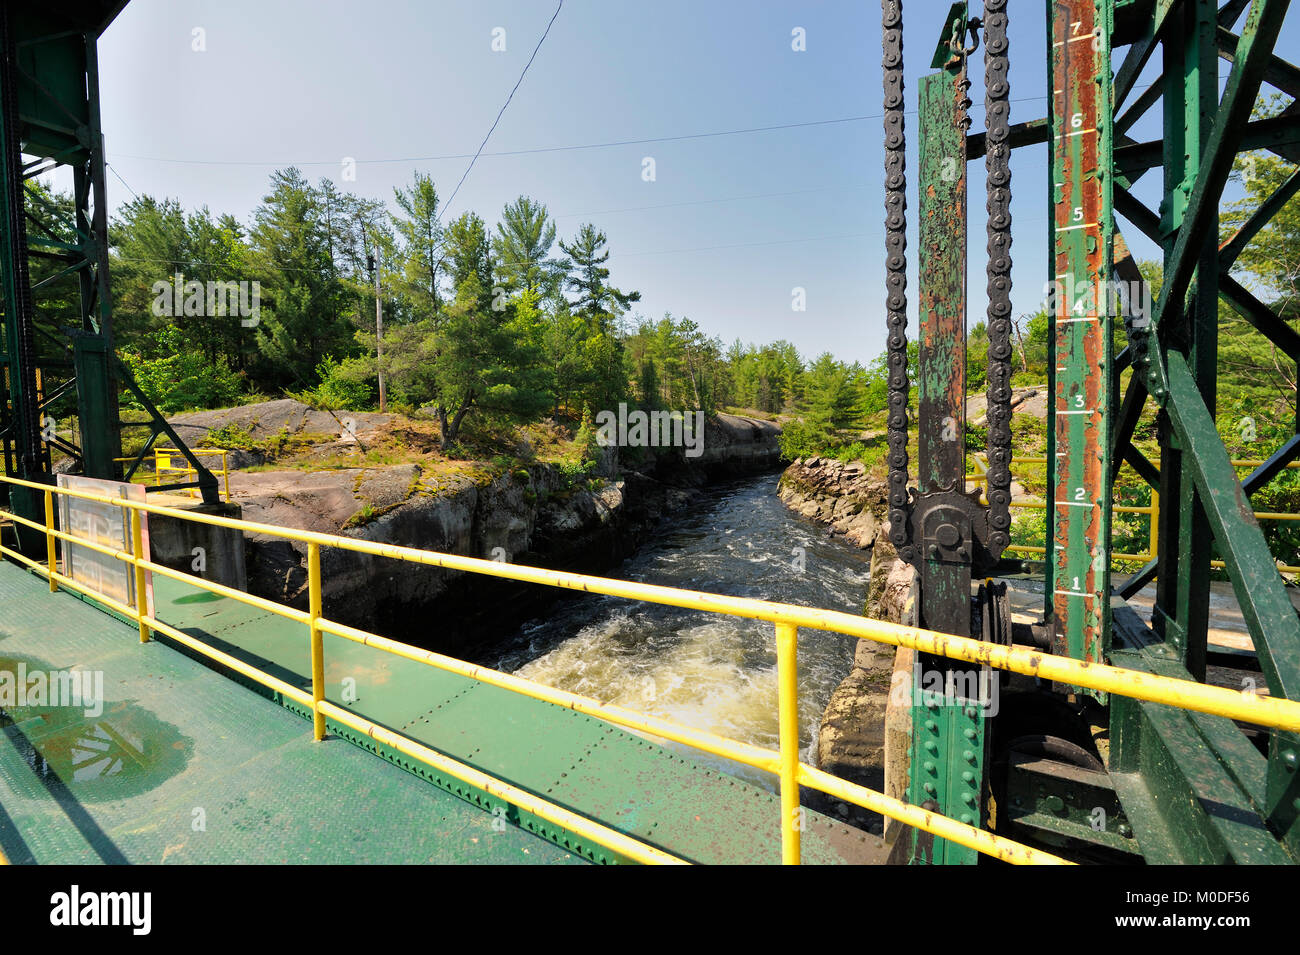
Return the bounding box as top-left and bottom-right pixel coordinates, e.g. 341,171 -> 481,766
164,400 -> 781,657
161,398 -> 397,469
777,457 -> 887,549
622,412 -> 782,486
695,413 -> 782,473
784,451 -> 918,836
808,530 -> 914,834
232,462 -> 682,657
169,398 -> 393,447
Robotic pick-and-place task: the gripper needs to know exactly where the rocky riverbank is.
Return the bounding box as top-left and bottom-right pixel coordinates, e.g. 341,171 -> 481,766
165,401 -> 782,657
233,461 -> 685,656
777,454 -> 909,833
776,455 -> 887,550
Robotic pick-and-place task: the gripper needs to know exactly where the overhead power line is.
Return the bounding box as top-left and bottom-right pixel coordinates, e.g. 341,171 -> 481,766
106,67 -> 1236,173
439,0 -> 563,221
106,163 -> 140,201
111,99 -> 1049,170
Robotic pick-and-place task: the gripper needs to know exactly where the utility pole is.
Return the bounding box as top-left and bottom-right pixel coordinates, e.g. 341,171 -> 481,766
367,251 -> 386,412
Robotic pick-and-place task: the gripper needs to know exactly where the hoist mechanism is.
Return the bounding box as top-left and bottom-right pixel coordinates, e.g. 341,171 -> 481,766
882,0 -> 1300,864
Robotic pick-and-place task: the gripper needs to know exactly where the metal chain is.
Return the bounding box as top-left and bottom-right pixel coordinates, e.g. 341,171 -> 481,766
882,0 -> 914,564
982,0 -> 1013,559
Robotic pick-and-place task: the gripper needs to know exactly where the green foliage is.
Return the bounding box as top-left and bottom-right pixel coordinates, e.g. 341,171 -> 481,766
391,171 -> 444,315
427,280 -> 551,447
120,326 -> 243,413
825,440 -> 886,470
1009,507 -> 1048,554
205,423 -> 258,451
206,423 -> 295,457
560,223 -> 641,317
967,321 -> 990,391
289,356 -> 372,411
625,315 -> 727,413
101,170 -> 877,437
803,352 -> 872,431
555,459 -> 596,485
492,195 -> 565,297
1224,94 -> 1300,305
443,211 -> 492,301
1111,482 -> 1155,567
726,339 -> 804,413
965,422 -> 989,451
575,403 -> 602,464
778,418 -> 833,460
248,168 -> 359,388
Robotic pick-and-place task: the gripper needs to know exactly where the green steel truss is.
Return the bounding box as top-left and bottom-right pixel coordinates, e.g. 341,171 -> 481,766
1103,0 -> 1300,861
0,3 -> 216,543
906,0 -> 1300,863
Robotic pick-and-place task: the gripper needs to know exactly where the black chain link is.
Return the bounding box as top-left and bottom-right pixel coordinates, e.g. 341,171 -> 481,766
882,0 -> 913,564
982,0 -> 1013,558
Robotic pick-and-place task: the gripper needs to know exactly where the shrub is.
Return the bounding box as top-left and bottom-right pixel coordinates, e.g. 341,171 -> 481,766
778,418 -> 833,460
121,329 -> 243,413
575,403 -> 602,464
290,356 -> 372,411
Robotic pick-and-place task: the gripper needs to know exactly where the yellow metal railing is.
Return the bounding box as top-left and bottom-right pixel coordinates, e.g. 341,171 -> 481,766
113,447 -> 232,502
4,473 -> 1300,865
967,454 -> 1300,575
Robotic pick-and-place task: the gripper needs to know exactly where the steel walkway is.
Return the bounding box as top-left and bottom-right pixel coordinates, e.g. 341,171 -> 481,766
0,561 -> 581,864
0,560 -> 885,864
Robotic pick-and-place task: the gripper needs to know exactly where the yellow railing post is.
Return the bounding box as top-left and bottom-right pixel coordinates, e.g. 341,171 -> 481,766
13,472 -> 1300,864
43,488 -> 57,592
775,621 -> 801,865
308,542 -> 326,741
221,451 -> 231,503
130,507 -> 150,643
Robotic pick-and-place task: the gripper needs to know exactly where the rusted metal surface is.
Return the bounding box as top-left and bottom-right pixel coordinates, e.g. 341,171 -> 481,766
908,6 -> 987,868
917,47 -> 969,495
1048,0 -> 1113,668
914,8 -> 974,640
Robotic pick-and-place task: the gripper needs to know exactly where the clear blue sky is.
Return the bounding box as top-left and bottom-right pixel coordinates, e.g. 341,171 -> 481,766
64,0 -> 1287,366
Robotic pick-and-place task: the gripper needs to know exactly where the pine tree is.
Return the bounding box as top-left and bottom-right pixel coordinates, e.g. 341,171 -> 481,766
249,168 -> 352,388
443,211 -> 493,309
391,172 -> 444,315
491,196 -> 566,297
559,223 -> 641,318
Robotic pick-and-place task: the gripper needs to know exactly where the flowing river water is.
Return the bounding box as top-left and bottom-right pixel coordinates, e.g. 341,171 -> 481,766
489,472 -> 873,787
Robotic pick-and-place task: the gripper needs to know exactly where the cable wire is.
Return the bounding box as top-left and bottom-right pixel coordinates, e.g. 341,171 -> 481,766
440,0 -> 563,221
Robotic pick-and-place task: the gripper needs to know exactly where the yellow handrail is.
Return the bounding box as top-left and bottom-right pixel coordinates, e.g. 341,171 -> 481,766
113,447 -> 232,502
967,454 -> 1300,574
6,472 -> 1298,864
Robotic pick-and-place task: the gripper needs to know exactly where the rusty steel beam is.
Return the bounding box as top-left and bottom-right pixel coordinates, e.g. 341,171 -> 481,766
1047,0 -> 1114,669
917,51 -> 969,499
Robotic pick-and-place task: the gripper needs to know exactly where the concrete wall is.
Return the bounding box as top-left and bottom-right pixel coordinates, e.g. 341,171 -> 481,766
147,500 -> 247,591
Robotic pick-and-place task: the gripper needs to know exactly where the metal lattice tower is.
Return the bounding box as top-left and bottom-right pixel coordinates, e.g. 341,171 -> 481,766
0,3 -> 217,552
889,0 -> 1300,863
